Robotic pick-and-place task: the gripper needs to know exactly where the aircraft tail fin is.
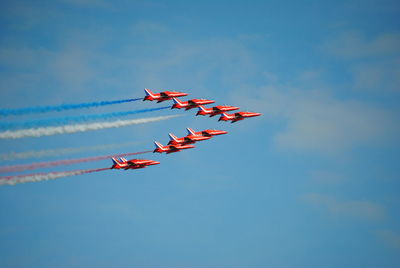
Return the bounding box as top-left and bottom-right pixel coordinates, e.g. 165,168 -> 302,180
186,128 -> 196,136
112,157 -> 121,165
154,141 -> 164,149
168,133 -> 179,142
219,113 -> 230,121
144,88 -> 156,97
172,97 -> 183,105
199,105 -> 207,112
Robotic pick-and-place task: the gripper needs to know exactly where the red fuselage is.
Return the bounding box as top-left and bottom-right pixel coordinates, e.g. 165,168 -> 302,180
168,134 -> 211,145
143,89 -> 188,102
171,98 -> 215,110
196,105 -> 240,117
219,112 -> 262,123
154,142 -> 195,154
186,128 -> 228,137
199,129 -> 229,136
112,159 -> 160,170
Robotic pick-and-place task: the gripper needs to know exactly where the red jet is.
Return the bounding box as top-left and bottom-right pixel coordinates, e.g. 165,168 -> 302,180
186,127 -> 228,137
219,112 -> 262,123
111,157 -> 160,170
196,105 -> 240,117
153,141 -> 195,154
167,132 -> 211,145
143,88 -> 188,102
171,97 -> 215,110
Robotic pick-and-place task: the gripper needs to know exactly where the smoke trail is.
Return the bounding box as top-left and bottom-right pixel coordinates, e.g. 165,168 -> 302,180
0,141 -> 144,161
0,114 -> 181,139
0,168 -> 110,186
0,106 -> 170,129
0,98 -> 143,117
0,150 -> 152,173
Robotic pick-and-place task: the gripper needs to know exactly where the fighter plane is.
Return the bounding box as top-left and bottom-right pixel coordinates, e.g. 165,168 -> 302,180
171,97 -> 215,110
111,157 -> 160,170
218,112 -> 262,123
196,105 -> 240,117
186,127 -> 228,137
167,132 -> 211,145
153,141 -> 195,154
143,88 -> 188,102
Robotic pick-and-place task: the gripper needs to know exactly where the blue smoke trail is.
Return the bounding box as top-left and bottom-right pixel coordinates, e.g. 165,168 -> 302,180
0,106 -> 171,129
0,98 -> 143,117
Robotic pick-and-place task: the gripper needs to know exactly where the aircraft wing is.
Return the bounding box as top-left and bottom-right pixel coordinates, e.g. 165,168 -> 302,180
169,145 -> 180,151
184,136 -> 195,142
160,92 -> 169,97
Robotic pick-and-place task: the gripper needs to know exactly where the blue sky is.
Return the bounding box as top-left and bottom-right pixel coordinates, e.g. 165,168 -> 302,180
0,0 -> 399,267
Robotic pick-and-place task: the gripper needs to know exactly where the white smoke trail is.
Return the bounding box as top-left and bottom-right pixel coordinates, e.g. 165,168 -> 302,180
0,168 -> 110,186
0,141 -> 144,161
0,115 -> 180,139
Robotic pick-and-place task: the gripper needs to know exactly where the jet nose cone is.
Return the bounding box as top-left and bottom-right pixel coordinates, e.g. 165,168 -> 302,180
254,112 -> 262,116
210,130 -> 228,135
152,161 -> 161,165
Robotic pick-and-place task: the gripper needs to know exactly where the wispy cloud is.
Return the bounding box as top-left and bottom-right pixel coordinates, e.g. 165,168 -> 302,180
310,170 -> 345,184
303,193 -> 386,221
232,85 -> 399,154
132,20 -> 170,35
376,229 -> 400,249
48,46 -> 97,91
324,32 -> 400,58
61,0 -> 110,8
323,31 -> 400,92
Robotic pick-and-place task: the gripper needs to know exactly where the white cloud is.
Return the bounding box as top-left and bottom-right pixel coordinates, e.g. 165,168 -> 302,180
231,85 -> 399,154
47,46 -> 96,90
324,31 -> 400,92
98,201 -> 142,221
377,229 -> 400,249
130,37 -> 258,93
132,20 -> 170,35
351,60 -> 400,92
310,170 -> 345,184
324,31 -> 400,58
303,193 -> 386,221
60,0 -> 111,8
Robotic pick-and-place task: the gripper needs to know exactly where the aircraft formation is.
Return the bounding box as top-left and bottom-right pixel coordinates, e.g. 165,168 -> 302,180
116,89 -> 262,170
0,88 -> 261,185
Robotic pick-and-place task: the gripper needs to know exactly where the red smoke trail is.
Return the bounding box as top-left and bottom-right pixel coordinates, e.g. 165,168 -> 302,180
0,167 -> 111,186
0,151 -> 152,173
